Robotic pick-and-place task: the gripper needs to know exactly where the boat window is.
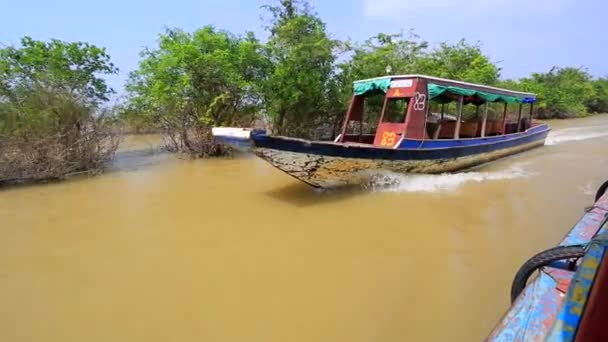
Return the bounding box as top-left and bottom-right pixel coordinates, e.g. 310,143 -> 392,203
382,98 -> 409,123
362,93 -> 385,132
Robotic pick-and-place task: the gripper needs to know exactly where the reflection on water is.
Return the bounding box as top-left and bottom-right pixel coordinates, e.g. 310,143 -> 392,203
265,182 -> 368,207
2,116 -> 608,341
113,149 -> 172,172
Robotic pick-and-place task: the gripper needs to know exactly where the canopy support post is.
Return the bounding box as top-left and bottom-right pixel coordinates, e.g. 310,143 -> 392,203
517,103 -> 523,132
358,113 -> 363,143
454,96 -> 464,139
340,95 -> 358,142
501,103 -> 508,135
481,103 -> 488,137
433,103 -> 446,139
529,102 -> 534,121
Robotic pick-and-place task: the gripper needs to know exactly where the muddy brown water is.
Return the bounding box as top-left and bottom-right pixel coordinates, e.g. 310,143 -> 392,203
2,116 -> 608,341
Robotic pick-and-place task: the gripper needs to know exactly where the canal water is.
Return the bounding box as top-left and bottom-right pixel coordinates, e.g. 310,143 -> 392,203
2,115 -> 608,341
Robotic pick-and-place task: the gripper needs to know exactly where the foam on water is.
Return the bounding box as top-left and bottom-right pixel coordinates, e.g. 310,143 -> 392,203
577,181 -> 596,196
546,125 -> 608,146
367,162 -> 532,193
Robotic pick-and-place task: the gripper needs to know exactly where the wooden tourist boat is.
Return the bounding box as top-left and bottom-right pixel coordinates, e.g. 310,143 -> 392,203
487,181 -> 608,341
213,75 -> 550,188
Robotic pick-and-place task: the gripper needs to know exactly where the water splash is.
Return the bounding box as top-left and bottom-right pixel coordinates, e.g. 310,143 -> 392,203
577,182 -> 595,196
546,125 -> 608,146
367,163 -> 532,193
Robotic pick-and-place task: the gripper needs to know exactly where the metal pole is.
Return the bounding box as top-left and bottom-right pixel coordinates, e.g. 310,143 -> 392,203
433,103 -> 446,139
454,96 -> 464,139
481,102 -> 488,137
501,102 -> 508,135
475,105 -> 480,137
529,103 -> 534,121
359,114 -> 363,142
340,96 -> 357,142
517,103 -> 523,132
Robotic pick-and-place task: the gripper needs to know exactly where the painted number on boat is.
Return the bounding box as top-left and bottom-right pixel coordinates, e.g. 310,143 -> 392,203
381,131 -> 397,146
414,92 -> 426,111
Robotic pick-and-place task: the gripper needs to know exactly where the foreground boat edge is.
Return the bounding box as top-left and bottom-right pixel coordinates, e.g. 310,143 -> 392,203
487,184 -> 608,341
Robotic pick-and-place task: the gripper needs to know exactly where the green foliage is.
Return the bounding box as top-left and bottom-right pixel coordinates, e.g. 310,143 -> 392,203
587,78 -> 608,113
417,40 -> 500,85
0,37 -> 118,133
518,67 -> 595,118
497,79 -> 524,91
262,0 -> 339,138
340,31 -> 428,82
0,37 -> 119,183
125,26 -> 268,155
116,100 -> 158,134
124,1 -> 608,148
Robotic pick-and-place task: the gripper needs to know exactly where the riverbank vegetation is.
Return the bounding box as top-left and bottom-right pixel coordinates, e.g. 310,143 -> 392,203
123,0 -> 608,147
0,37 -> 119,184
124,26 -> 268,156
3,0 -> 608,183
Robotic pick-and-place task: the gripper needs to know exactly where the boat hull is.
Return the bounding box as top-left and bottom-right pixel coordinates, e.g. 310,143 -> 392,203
252,125 -> 550,188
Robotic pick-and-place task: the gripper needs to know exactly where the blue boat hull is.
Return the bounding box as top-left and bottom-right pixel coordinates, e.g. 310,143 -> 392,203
250,124 -> 550,188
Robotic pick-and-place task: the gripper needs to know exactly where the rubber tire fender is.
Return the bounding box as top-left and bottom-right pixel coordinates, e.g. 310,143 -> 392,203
595,179 -> 608,202
511,245 -> 586,303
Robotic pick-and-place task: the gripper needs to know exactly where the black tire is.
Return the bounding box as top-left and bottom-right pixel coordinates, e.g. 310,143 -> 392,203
511,245 -> 586,303
595,180 -> 608,202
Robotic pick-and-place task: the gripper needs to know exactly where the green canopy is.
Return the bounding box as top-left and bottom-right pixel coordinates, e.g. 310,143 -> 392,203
428,83 -> 523,104
353,78 -> 391,96
352,78 -> 525,104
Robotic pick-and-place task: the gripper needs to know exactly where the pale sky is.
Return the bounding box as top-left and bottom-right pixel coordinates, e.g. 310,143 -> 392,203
1,0 -> 604,94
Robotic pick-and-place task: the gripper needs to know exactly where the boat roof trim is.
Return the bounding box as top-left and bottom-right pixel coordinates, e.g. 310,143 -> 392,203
354,74 -> 536,97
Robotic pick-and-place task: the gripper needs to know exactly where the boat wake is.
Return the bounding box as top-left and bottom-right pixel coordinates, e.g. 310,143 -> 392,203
577,182 -> 596,196
366,163 -> 532,193
546,125 -> 608,146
